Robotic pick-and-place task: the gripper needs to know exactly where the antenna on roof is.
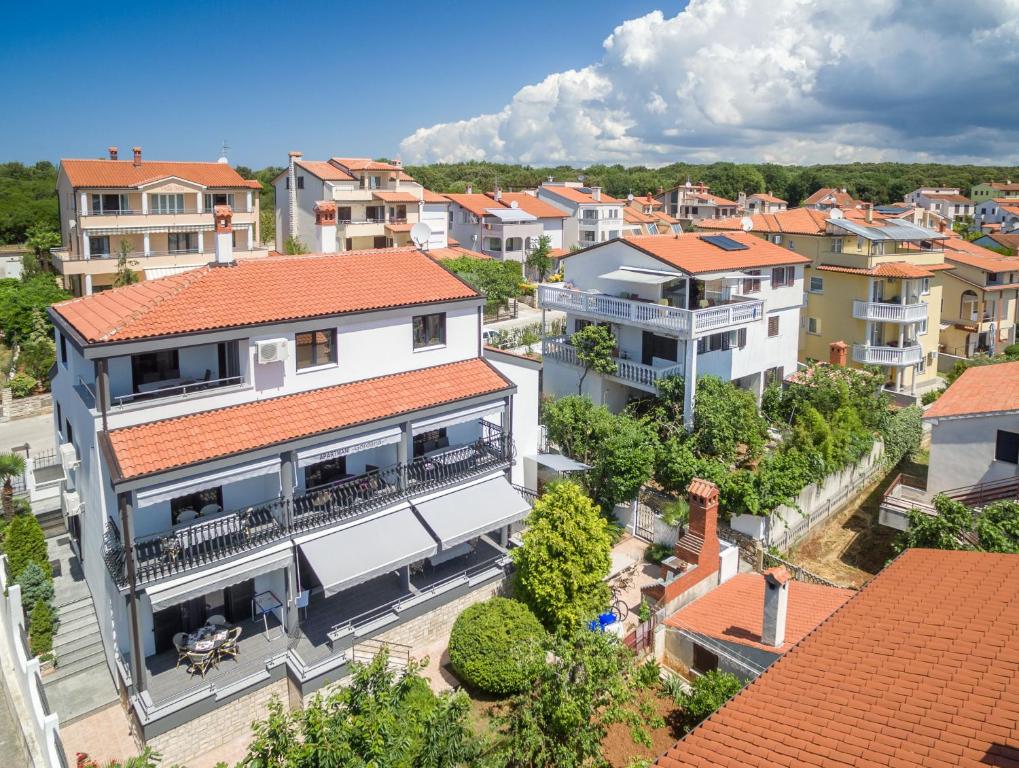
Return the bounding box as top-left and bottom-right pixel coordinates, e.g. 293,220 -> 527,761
410,222 -> 431,251
218,140 -> 230,164
740,216 -> 754,232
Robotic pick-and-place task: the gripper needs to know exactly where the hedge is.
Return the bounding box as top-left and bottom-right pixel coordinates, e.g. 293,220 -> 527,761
29,600 -> 54,658
4,512 -> 49,579
880,405 -> 923,467
448,597 -> 546,695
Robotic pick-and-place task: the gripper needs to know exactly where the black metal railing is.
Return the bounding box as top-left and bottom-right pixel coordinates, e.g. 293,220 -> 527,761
104,428 -> 513,588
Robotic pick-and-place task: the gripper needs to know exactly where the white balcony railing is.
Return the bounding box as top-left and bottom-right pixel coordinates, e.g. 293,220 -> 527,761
852,343 -> 924,366
543,336 -> 682,389
851,300 -> 928,323
538,285 -> 764,338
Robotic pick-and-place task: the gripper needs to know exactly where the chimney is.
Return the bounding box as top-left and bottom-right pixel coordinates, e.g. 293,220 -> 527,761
738,191 -> 747,210
314,201 -> 337,253
678,478 -> 719,569
287,151 -> 302,242
213,205 -> 234,265
591,186 -> 602,201
493,186 -> 502,202
108,146 -> 119,161
829,340 -> 848,366
761,567 -> 790,648
132,147 -> 142,166
466,183 -> 473,195
938,220 -> 947,233
865,203 -> 873,223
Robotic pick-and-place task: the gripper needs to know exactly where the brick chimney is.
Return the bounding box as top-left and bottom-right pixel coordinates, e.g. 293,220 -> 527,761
829,340 -> 848,366
213,205 -> 234,265
762,566 -> 790,648
314,201 -> 337,253
650,478 -> 722,608
108,146 -> 118,161
132,147 -> 142,166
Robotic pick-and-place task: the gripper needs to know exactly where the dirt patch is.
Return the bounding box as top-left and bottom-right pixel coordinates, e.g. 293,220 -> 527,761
602,690 -> 683,768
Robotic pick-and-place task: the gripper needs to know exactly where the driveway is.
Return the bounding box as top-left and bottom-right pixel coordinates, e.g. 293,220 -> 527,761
0,413 -> 55,454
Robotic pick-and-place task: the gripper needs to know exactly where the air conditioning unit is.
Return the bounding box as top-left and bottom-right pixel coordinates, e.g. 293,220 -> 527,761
59,442 -> 80,472
62,490 -> 82,517
256,339 -> 289,365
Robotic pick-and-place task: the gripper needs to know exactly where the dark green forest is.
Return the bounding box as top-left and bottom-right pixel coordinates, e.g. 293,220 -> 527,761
3,159 -> 1017,245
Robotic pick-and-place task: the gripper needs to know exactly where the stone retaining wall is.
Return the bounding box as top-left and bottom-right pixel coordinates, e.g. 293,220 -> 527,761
0,390 -> 52,422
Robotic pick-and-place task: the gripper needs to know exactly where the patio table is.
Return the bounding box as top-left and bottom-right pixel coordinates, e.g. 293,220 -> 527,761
185,624 -> 231,654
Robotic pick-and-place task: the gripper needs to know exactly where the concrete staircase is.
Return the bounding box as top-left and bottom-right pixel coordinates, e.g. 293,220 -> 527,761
48,596 -> 106,682
36,508 -> 66,539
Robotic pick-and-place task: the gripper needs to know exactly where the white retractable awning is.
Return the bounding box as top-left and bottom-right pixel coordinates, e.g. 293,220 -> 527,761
296,426 -> 402,468
135,457 -> 281,508
296,506 -> 437,597
412,476 -> 531,550
599,268 -> 680,285
412,402 -> 503,434
145,541 -> 293,612
528,453 -> 591,472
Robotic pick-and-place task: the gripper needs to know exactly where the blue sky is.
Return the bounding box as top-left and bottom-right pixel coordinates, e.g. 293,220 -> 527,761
0,0 -> 673,168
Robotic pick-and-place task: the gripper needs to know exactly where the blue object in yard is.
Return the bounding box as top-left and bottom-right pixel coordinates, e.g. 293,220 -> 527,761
588,612 -> 617,632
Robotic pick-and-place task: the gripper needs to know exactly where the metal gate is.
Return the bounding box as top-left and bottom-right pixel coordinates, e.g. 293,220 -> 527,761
633,499 -> 656,541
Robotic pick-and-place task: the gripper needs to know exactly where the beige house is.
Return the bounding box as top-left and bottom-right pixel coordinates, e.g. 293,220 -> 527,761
699,206 -> 951,396
54,147 -> 266,296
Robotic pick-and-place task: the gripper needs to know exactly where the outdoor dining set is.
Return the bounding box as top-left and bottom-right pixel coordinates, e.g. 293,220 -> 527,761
173,616 -> 242,678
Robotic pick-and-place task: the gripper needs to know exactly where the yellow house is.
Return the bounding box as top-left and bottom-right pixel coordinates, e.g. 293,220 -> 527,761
938,236 -> 1019,357
699,207 -> 951,396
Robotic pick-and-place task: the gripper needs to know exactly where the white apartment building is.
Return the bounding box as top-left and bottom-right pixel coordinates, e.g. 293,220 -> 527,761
742,192 -> 788,214
976,198 -> 1019,233
654,181 -> 738,223
539,232 -> 808,427
53,147 -> 267,296
904,188 -> 975,223
273,154 -> 448,252
47,206 -> 538,758
537,181 -> 625,247
445,187 -> 566,261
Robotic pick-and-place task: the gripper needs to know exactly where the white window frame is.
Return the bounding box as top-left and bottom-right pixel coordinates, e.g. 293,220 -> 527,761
809,276 -> 824,293
920,277 -> 930,295
807,317 -> 820,335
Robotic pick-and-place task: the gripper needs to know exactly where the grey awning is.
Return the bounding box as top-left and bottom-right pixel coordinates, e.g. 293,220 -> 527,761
599,268 -> 679,284
297,506 -> 437,597
529,453 -> 590,472
412,476 -> 531,550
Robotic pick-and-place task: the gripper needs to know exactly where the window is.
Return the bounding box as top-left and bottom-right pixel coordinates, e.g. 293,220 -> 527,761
768,316 -> 780,337
809,276 -> 824,293
168,232 -> 197,253
742,270 -> 761,294
304,456 -> 348,489
297,176 -> 304,190
832,237 -> 843,253
338,206 -> 352,223
995,430 -> 1019,464
696,329 -> 744,354
574,319 -> 592,333
151,193 -> 186,214
131,349 -> 180,392
920,277 -> 930,295
90,193 -> 128,214
485,237 -> 503,252
373,235 -> 387,248
59,334 -> 67,365
204,193 -> 235,211
56,402 -> 62,435
65,420 -> 73,446
295,329 -> 336,370
414,428 -> 448,457
771,234 -> 782,245
170,487 -> 223,525
90,236 -> 111,257
581,230 -> 596,243
918,318 -> 928,335
772,266 -> 793,288
413,313 -> 446,349
367,175 -> 380,189
807,317 -> 820,335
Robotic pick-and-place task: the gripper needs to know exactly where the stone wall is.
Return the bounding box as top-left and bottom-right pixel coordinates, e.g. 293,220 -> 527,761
0,390 -> 52,422
145,678 -> 288,766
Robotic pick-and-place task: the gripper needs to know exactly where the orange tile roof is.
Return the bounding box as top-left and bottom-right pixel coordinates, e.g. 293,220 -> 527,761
372,191 -> 420,203
923,192 -> 973,204
444,193 -> 506,218
748,192 -> 787,204
656,549 -> 1019,768
624,207 -> 657,224
924,360 -> 1019,418
665,572 -> 853,654
698,207 -> 830,236
421,188 -> 449,204
802,187 -> 862,207
690,192 -> 737,206
61,159 -> 259,189
384,222 -> 414,232
988,181 -> 1019,191
540,185 -> 624,205
815,262 -> 952,278
617,232 -> 809,274
53,248 -> 479,343
491,192 -> 568,219
943,237 -> 1019,272
296,160 -> 355,182
329,157 -> 401,172
425,246 -> 490,261
107,359 -> 511,481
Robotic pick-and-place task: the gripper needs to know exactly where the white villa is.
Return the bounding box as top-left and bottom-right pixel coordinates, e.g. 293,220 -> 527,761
445,187 -> 567,261
537,181 -> 626,247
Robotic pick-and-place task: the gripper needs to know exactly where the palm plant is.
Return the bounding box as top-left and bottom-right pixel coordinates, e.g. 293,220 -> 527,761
0,452 -> 26,520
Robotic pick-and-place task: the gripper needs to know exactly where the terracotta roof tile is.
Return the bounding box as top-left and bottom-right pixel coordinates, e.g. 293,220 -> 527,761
802,187 -> 863,207
372,191 -> 420,203
492,192 -> 568,219
444,193 -> 506,218
296,160 -> 355,181
540,186 -> 624,205
815,262 -> 952,279
924,360 -> 1019,419
618,232 -> 809,274
421,188 -> 449,204
656,550 -> 1019,768
107,358 -> 511,480
943,237 -> 1019,272
425,246 -> 491,261
61,158 -> 257,189
698,208 -> 831,236
53,248 -> 479,343
749,192 -> 788,204
923,193 -> 973,204
329,157 -> 401,172
665,572 -> 853,653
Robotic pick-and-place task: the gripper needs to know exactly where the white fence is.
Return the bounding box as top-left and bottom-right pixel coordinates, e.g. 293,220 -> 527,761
731,441 -> 886,551
0,555 -> 67,768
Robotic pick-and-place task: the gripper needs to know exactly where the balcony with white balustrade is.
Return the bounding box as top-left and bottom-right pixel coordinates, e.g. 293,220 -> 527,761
851,343 -> 924,367
542,336 -> 682,392
851,299 -> 928,324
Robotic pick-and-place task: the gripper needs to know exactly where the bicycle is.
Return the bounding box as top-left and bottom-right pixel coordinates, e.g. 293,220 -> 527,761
608,563 -> 637,622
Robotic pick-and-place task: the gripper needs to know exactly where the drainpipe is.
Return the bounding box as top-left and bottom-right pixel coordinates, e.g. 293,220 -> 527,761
119,492 -> 146,694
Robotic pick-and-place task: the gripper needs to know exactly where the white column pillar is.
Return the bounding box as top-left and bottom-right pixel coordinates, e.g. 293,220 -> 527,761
140,192 -> 148,214
683,339 -> 697,431
247,191 -> 253,212
82,233 -> 91,260
83,274 -> 93,296
143,232 -> 150,256
198,230 -> 205,255
196,191 -> 204,213
80,192 -> 88,214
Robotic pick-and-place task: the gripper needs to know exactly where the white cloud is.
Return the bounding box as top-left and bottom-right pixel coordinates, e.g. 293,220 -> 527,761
400,0 -> 1019,165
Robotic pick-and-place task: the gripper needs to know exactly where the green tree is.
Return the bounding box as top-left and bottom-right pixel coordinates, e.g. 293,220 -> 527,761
3,510 -> 49,576
0,453 -> 26,521
16,308 -> 56,383
74,749 -> 161,768
585,413 -> 657,511
571,324 -> 617,395
113,240 -> 139,287
22,225 -> 60,279
680,670 -> 744,731
16,561 -> 53,617
512,482 -> 612,633
29,599 -> 54,657
692,376 -> 768,464
541,395 -> 615,464
896,496 -> 1019,554
0,274 -> 69,343
525,234 -> 553,282
443,257 -> 522,309
283,236 -> 308,255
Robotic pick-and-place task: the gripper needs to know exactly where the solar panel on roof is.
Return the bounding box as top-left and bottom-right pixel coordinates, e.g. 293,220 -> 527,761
699,234 -> 749,251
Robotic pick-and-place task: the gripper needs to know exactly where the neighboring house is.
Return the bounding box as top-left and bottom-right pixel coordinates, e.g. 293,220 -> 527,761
938,236 -> 1019,357
877,202 -> 946,230
538,232 -> 808,426
53,147 -> 266,296
973,232 -> 1019,256
904,187 -> 975,223
976,198 -> 1019,233
700,207 -> 951,396
273,153 -> 448,252
47,206 -> 537,759
623,194 -> 682,236
444,187 -> 566,262
654,180 -> 737,223
970,179 -> 1019,203
741,192 -> 787,214
655,549 -> 1019,768
801,186 -> 862,210
536,182 -> 625,247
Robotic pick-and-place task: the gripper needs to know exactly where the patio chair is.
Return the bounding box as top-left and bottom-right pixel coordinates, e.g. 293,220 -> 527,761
199,503 -> 222,517
219,626 -> 243,662
207,614 -> 228,627
186,650 -> 217,679
173,633 -> 189,669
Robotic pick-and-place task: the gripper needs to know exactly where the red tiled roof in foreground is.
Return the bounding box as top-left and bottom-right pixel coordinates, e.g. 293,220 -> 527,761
924,359 -> 1019,419
656,549 -> 1019,768
107,358 -> 511,481
621,232 -> 810,274
665,572 -> 853,654
53,248 -> 480,343
61,159 -> 261,189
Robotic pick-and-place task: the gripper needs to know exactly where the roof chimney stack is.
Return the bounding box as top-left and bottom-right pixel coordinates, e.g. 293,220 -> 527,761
213,206 -> 235,265
829,340 -> 848,367
314,201 -> 337,254
762,567 -> 790,648
591,186 -> 602,202
493,186 -> 502,202
108,146 -> 119,161
287,151 -> 302,244
132,147 -> 142,166
865,203 -> 873,224
466,183 -> 473,195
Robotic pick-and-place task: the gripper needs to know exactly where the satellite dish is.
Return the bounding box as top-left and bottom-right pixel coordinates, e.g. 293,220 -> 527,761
740,216 -> 754,232
410,222 -> 431,249
627,193 -> 635,203
829,208 -> 844,220
510,200 -> 519,209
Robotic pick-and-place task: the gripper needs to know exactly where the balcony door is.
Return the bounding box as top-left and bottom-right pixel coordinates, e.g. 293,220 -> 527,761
131,349 -> 180,393
642,332 -> 678,366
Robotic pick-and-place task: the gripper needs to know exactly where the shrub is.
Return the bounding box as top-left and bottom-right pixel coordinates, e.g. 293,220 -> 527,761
633,659 -> 661,689
8,372 -> 38,398
921,388 -> 943,405
659,498 -> 689,527
4,512 -> 50,579
645,541 -> 673,564
1003,343 -> 1019,358
29,599 -> 54,658
682,670 -> 743,731
448,597 -> 546,695
881,405 -> 923,467
16,561 -> 53,616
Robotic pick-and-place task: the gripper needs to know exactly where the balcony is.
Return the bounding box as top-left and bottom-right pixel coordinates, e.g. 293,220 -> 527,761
852,343 -> 923,366
852,300 -> 928,324
102,428 -> 513,588
538,285 -> 764,339
543,336 -> 682,391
